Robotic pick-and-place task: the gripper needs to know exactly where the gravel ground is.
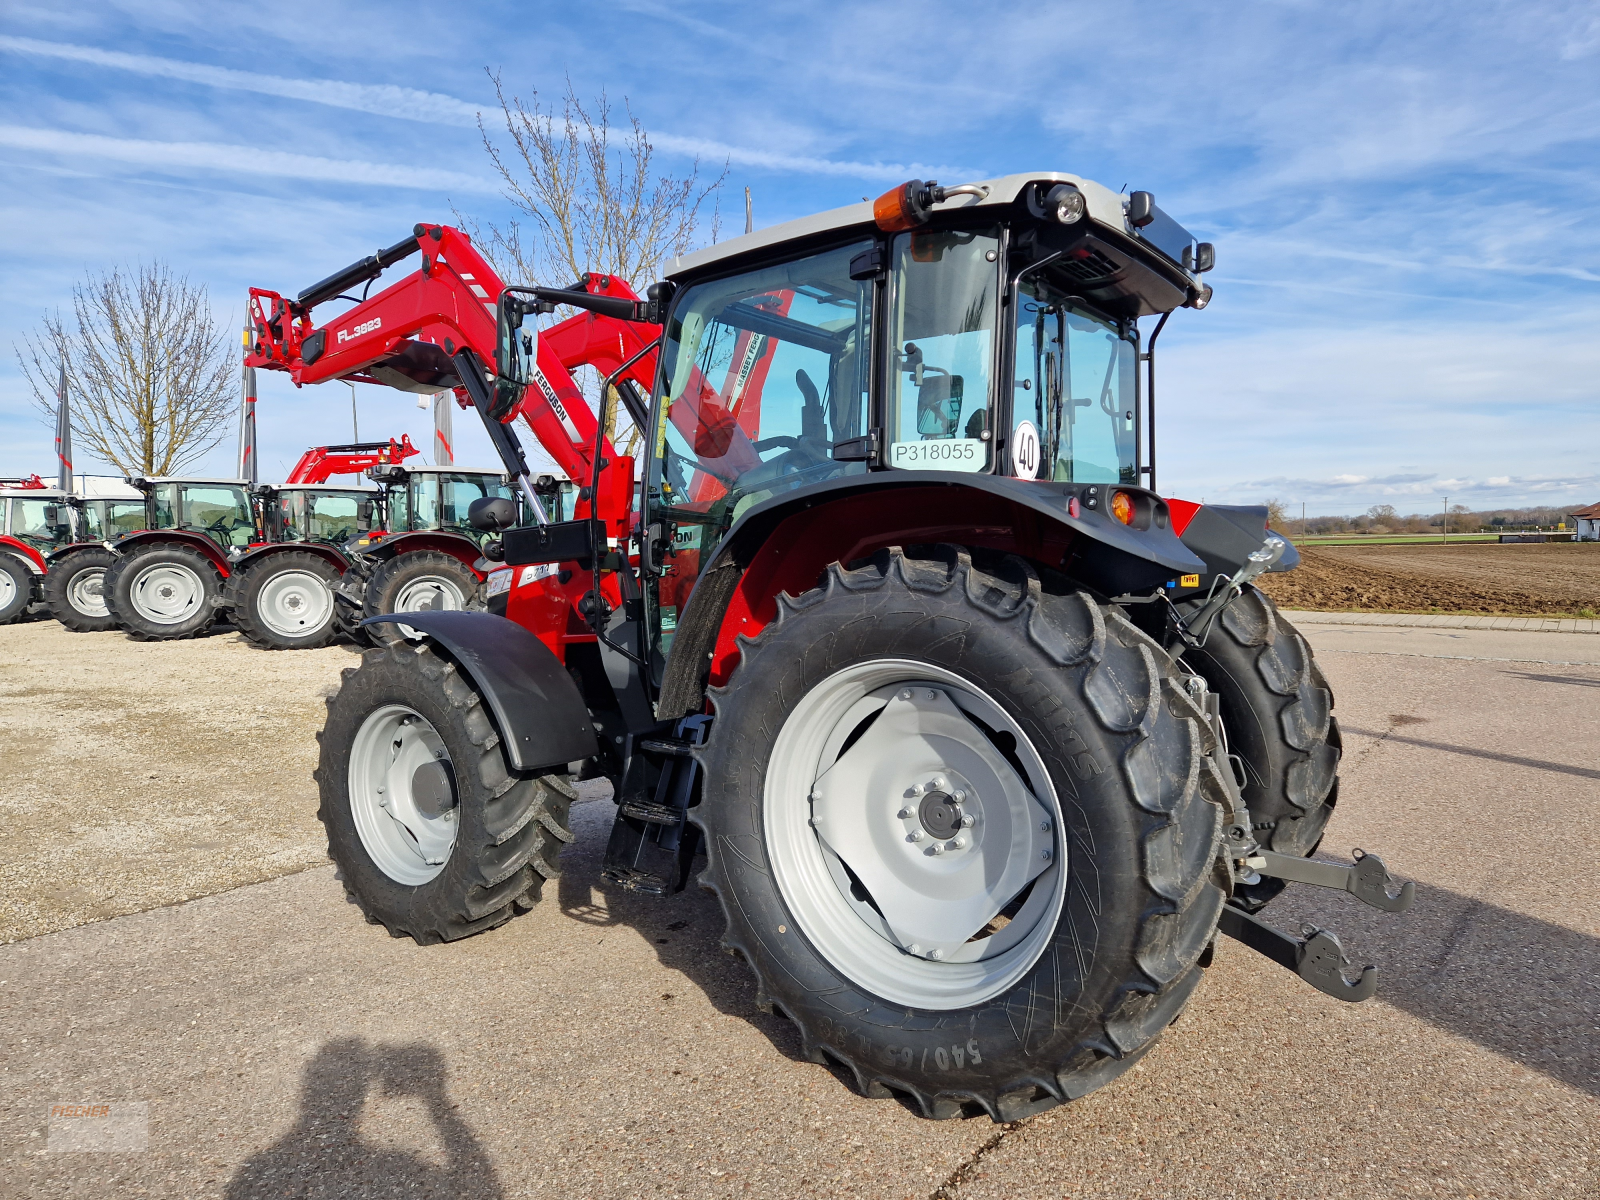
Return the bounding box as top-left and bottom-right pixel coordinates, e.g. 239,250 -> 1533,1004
0,621 -> 355,943
1,620 -> 1594,1197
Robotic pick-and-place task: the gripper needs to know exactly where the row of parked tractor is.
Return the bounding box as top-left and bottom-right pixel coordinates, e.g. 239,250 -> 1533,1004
0,441 -> 572,650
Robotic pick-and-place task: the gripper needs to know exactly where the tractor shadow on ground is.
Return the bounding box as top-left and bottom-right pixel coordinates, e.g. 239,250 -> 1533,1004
556,799 -> 814,1070
1268,877 -> 1599,1097
225,1037 -> 502,1199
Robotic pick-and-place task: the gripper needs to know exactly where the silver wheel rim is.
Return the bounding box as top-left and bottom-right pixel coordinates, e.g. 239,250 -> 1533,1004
348,704 -> 459,885
68,568 -> 108,618
257,569 -> 333,636
0,570 -> 16,611
391,575 -> 464,639
129,562 -> 206,624
765,659 -> 1065,1010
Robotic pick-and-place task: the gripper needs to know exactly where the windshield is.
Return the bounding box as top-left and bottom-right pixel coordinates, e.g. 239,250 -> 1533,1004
8,498 -> 68,548
408,474 -> 516,534
180,485 -> 254,548
280,491 -> 367,543
886,227 -> 1000,473
1012,280 -> 1137,484
653,239 -> 872,536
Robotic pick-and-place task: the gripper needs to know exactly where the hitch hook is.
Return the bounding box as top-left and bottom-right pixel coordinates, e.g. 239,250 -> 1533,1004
1217,906 -> 1378,1003
1252,848 -> 1415,913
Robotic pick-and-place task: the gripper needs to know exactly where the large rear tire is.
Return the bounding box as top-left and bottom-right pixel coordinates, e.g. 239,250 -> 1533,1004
314,642 -> 575,943
362,551 -> 482,645
0,553 -> 33,625
105,544 -> 222,640
232,551 -> 342,650
1175,585 -> 1342,909
694,546 -> 1230,1121
45,547 -> 118,632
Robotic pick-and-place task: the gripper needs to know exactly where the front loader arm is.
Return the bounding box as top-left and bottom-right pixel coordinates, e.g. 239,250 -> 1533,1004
286,435 -> 420,484
246,224 -> 651,530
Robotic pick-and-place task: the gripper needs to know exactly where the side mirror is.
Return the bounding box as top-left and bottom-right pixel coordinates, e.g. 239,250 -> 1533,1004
43,504 -> 60,527
468,495 -> 517,532
1127,191 -> 1155,229
1193,242 -> 1215,273
356,499 -> 373,532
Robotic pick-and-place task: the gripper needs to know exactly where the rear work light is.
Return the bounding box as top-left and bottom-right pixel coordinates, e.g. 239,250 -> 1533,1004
1110,490 -> 1136,526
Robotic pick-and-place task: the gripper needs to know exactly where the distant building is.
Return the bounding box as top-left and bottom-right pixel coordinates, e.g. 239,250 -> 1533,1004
1572,502 -> 1600,541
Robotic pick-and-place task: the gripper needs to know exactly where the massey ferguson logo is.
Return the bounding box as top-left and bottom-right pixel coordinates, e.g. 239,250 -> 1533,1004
337,317 -> 382,343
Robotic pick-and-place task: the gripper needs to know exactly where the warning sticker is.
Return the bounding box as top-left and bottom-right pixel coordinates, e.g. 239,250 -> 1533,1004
1180,574 -> 1201,588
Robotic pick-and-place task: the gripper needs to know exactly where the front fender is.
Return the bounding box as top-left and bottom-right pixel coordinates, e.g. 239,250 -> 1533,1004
111,529 -> 234,577
361,610 -> 599,772
657,472 -> 1207,720
354,531 -> 485,577
0,536 -> 47,573
230,542 -> 350,574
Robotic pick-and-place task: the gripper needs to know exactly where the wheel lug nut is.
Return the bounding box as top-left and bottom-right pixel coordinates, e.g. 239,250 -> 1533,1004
931,842 -> 946,854
908,944 -> 921,955
1041,848 -> 1052,860
952,837 -> 967,849
898,807 -> 915,819
1040,819 -> 1051,832
931,776 -> 947,790
898,690 -> 912,701
929,948 -> 944,960
960,814 -> 975,828
953,789 -> 966,802
907,783 -> 924,798
926,690 -> 938,701
908,830 -> 924,842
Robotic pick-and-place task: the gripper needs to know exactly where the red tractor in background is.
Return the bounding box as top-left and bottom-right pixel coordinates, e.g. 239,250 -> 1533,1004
249,187 -> 1411,1122
0,481 -> 72,624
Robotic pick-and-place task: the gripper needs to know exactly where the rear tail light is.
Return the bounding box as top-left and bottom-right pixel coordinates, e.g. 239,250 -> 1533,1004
1110,490 -> 1135,526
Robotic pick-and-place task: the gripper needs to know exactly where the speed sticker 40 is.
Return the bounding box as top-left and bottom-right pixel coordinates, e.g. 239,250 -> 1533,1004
1011,421 -> 1041,481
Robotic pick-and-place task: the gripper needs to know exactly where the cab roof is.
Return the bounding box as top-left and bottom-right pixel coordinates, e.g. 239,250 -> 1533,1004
668,171 -> 1127,277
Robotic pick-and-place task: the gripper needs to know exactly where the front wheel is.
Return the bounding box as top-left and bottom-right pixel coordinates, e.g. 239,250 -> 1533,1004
233,551 -> 341,650
104,544 -> 221,640
362,551 -> 482,644
45,547 -> 119,632
314,642 -> 576,943
0,553 -> 33,625
694,546 -> 1230,1121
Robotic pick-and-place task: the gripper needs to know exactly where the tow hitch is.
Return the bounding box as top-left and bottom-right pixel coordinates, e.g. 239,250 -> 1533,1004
1219,847 -> 1414,1003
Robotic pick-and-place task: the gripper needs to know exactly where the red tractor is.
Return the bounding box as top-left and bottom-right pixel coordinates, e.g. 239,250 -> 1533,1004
0,482 -> 71,624
249,183 -> 1411,1121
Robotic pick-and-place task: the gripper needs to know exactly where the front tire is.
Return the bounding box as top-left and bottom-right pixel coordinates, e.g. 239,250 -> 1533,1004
362,551 -> 481,644
45,547 -> 118,632
315,642 -> 576,943
694,546 -> 1230,1121
0,553 -> 33,625
232,551 -> 341,650
104,544 -> 221,640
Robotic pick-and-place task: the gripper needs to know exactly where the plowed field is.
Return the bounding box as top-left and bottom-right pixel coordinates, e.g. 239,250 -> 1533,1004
1258,541 -> 1600,615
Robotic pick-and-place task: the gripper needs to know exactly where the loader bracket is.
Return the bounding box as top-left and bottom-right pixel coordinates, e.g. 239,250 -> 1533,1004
1217,905 -> 1378,1003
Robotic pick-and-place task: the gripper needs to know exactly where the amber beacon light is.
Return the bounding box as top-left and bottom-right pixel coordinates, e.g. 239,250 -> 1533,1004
1110,490 -> 1136,526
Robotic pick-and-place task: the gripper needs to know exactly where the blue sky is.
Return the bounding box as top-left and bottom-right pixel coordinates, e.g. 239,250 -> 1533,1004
2,1 -> 1596,514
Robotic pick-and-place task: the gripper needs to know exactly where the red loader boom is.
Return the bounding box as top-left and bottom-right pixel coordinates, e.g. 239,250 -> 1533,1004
287,435 -> 420,484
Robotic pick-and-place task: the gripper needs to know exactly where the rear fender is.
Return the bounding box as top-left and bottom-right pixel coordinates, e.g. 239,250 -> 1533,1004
656,473 -> 1207,720
355,531 -> 484,577
1174,502 -> 1301,583
44,541 -> 110,567
361,610 -> 599,772
111,530 -> 234,578
0,535 -> 46,574
230,542 -> 349,574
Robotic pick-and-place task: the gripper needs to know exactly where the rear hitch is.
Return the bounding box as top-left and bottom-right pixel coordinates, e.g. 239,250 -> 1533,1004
1217,906 -> 1378,1003
1250,847 -> 1415,913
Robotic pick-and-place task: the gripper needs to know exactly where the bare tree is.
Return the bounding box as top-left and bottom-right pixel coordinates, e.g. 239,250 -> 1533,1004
16,263 -> 235,476
461,73 -> 726,457
1264,498 -> 1289,529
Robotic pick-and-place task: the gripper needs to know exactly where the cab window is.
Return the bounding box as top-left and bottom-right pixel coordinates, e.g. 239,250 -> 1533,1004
180,485 -> 254,548
886,227 -> 1000,473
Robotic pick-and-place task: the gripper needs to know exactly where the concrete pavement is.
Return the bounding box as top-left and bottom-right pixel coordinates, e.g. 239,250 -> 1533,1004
3,624 -> 1595,1199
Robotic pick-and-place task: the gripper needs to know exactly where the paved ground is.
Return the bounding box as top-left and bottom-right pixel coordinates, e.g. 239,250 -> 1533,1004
2,623 -> 1595,1198
1287,608 -> 1600,634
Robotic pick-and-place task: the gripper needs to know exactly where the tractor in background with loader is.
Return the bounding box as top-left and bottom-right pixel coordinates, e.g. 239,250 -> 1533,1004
248,178 -> 1412,1123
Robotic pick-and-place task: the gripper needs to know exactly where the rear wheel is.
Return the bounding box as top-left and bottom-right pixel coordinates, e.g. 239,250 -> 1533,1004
362,551 -> 481,644
0,553 -> 33,625
694,546 -> 1230,1121
45,547 -> 118,632
105,544 -> 221,640
233,551 -> 342,650
314,642 -> 575,943
1175,585 -> 1341,909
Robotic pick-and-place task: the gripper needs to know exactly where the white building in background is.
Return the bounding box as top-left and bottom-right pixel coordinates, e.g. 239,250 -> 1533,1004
1572,502 -> 1600,541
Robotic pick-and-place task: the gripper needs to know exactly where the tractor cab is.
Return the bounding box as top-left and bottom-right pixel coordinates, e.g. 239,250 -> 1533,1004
365,465 -> 522,549
1,487 -> 75,553
122,477 -> 257,551
256,483 -> 378,548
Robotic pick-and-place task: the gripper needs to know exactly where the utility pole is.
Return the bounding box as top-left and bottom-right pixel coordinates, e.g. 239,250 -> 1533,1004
1302,501 -> 1307,539
1442,496 -> 1448,543
744,187 -> 753,235
348,381 -> 359,441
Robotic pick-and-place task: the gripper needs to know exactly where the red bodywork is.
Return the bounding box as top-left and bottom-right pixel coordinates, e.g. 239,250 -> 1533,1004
287,436 -> 420,484
0,536 -> 47,573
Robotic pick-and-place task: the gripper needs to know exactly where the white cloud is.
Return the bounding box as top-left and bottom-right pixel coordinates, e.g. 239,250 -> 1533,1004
0,126 -> 500,192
